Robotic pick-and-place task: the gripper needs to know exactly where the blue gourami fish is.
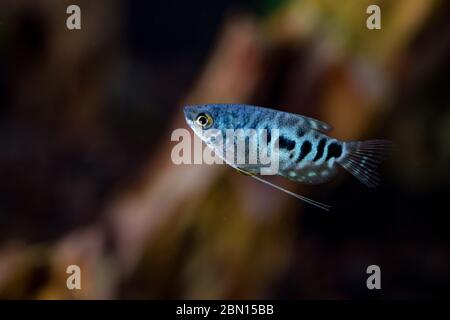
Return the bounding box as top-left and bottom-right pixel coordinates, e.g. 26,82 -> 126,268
183,104 -> 392,211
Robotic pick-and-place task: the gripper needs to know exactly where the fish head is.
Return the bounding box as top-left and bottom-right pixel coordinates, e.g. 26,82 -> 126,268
183,104 -> 233,143
184,104 -> 226,128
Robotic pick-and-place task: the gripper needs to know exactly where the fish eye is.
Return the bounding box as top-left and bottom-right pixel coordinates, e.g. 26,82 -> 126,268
195,113 -> 213,129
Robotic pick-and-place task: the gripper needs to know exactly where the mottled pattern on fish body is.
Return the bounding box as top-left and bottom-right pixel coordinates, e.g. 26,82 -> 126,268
184,104 -> 391,188
260,110 -> 343,184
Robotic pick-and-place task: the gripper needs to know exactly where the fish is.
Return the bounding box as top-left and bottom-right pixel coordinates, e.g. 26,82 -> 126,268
183,104 -> 392,211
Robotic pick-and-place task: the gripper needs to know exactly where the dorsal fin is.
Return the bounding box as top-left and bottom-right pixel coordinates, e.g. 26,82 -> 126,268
301,115 -> 333,133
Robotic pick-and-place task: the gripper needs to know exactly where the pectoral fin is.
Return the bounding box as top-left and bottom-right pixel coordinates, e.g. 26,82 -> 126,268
235,167 -> 254,177
233,166 -> 331,211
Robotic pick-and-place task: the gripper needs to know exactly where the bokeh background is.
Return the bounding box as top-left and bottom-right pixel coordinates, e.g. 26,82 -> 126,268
0,0 -> 449,299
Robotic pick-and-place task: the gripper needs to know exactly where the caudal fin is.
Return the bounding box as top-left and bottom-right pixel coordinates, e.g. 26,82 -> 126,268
338,139 -> 393,188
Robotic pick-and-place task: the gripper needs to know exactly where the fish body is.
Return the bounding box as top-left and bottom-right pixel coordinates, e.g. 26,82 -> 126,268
184,104 -> 391,189
183,104 -> 391,211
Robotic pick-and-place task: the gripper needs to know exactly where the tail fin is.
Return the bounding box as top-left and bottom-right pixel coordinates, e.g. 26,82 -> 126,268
338,139 -> 393,188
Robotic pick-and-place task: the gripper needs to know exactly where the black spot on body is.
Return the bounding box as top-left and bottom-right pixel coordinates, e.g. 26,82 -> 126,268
297,128 -> 305,137
297,141 -> 312,162
325,142 -> 343,160
279,136 -> 296,151
313,138 -> 327,161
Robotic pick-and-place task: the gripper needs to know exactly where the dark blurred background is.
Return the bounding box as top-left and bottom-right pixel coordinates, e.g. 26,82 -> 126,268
0,0 -> 449,299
